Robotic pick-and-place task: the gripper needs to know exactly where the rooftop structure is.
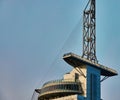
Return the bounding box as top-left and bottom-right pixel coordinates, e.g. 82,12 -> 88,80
63,53 -> 117,76
36,51 -> 118,99
38,74 -> 83,99
35,0 -> 118,100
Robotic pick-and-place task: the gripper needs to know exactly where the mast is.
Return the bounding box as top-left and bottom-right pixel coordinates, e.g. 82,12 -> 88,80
82,0 -> 98,63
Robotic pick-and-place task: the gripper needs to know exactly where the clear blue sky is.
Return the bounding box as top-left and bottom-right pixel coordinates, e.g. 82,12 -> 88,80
0,0 -> 120,100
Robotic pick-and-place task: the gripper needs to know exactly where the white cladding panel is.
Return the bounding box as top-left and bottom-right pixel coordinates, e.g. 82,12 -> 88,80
63,66 -> 87,97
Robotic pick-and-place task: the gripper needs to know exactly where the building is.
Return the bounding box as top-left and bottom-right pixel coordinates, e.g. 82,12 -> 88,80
36,53 -> 117,100
35,0 -> 118,99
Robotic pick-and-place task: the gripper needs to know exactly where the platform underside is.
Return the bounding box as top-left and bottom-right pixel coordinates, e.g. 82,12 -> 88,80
63,53 -> 118,76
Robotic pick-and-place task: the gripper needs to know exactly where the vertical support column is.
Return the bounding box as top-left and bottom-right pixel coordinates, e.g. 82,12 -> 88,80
82,0 -> 97,63
87,65 -> 100,100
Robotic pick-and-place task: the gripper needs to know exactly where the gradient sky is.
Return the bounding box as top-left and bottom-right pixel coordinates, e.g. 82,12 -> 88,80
0,0 -> 120,100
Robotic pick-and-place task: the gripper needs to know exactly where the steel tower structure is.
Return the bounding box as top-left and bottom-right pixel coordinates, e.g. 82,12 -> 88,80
82,0 -> 97,63
35,0 -> 118,100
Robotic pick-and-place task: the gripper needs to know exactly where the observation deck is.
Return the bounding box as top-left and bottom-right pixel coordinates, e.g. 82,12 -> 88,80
38,79 -> 83,100
63,52 -> 118,76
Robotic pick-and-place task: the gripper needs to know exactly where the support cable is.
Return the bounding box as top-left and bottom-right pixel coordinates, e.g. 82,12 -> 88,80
31,1 -> 89,100
35,0 -> 88,88
84,0 -> 91,10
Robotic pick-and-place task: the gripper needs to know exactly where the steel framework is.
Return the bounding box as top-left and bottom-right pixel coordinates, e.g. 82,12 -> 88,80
82,0 -> 98,63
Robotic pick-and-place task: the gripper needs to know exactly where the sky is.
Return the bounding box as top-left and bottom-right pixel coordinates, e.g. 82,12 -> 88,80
0,0 -> 120,100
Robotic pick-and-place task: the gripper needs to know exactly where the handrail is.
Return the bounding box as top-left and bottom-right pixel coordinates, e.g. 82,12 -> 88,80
43,79 -> 76,86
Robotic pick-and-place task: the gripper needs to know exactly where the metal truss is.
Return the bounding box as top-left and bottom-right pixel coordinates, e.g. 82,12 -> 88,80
82,0 -> 98,63
100,76 -> 109,82
75,67 -> 86,78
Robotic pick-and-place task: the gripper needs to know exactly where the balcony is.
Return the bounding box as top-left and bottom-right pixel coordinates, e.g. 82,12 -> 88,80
38,79 -> 83,100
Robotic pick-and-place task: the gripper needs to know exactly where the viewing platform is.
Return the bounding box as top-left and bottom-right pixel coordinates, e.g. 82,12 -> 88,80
38,79 -> 83,100
63,52 -> 118,76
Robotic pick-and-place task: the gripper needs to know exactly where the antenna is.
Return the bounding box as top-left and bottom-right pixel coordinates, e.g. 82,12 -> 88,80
82,0 -> 98,63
